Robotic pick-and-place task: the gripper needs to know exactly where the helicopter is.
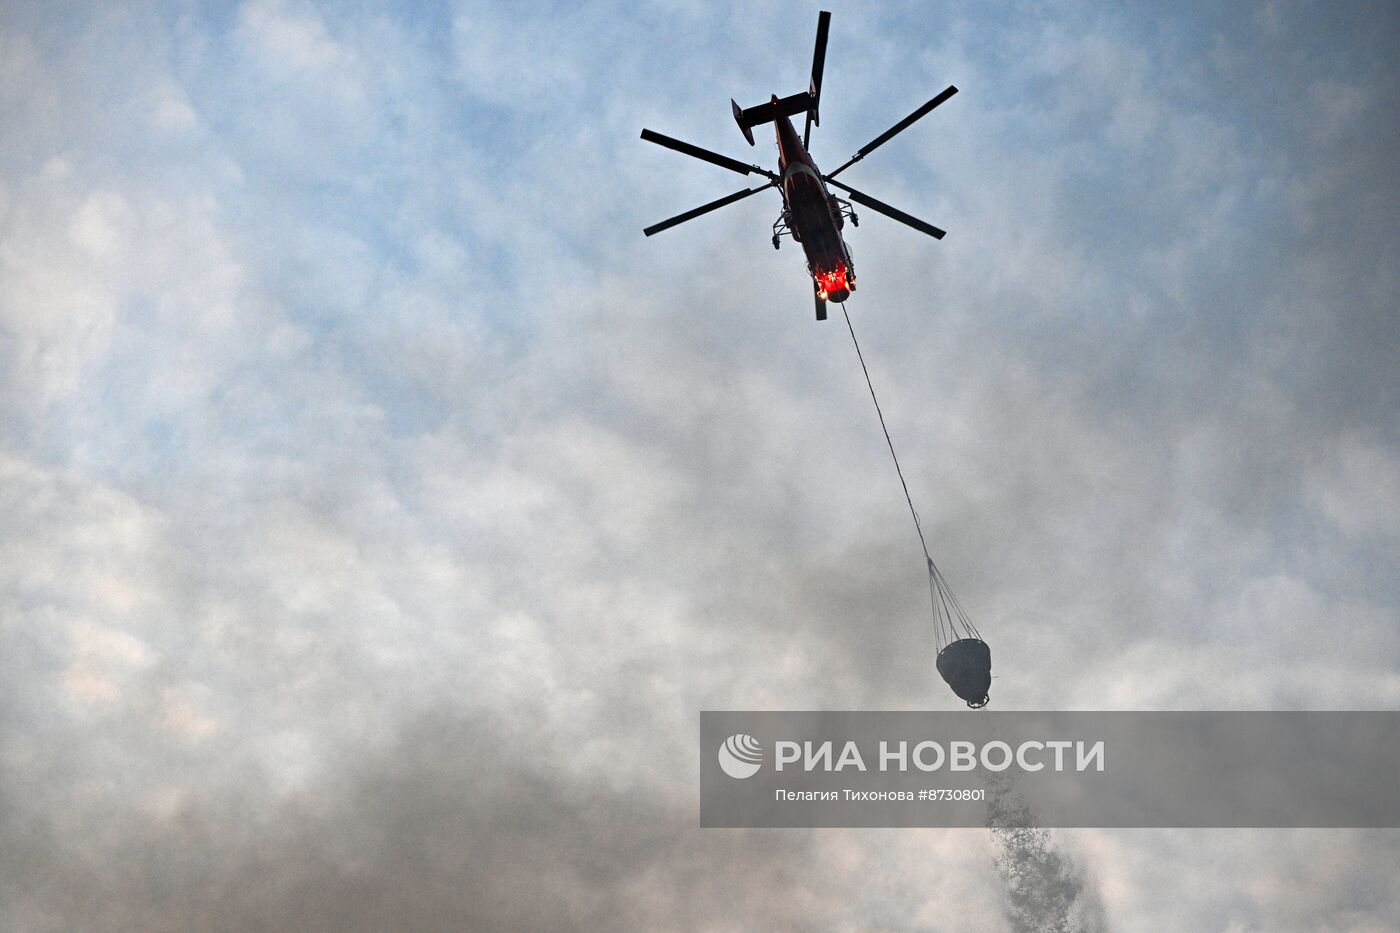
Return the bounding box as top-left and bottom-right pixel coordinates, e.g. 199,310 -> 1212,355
640,10 -> 956,321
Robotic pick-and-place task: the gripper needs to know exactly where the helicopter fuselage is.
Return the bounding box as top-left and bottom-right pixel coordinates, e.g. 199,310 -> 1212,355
771,98 -> 854,303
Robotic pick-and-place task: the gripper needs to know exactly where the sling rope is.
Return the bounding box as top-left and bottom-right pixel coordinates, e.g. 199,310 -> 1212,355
839,301 -> 980,649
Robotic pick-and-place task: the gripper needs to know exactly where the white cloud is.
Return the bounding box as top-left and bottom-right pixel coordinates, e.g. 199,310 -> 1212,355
149,81 -> 199,131
1307,435 -> 1400,538
237,0 -> 350,77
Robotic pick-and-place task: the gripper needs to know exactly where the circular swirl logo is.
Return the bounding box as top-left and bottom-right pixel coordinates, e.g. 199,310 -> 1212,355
718,733 -> 763,779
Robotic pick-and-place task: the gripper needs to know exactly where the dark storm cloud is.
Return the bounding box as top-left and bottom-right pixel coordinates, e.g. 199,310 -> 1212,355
3,709 -> 982,932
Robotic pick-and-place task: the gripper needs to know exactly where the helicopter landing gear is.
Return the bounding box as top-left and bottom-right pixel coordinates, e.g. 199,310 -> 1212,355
772,211 -> 792,250
851,213 -> 859,227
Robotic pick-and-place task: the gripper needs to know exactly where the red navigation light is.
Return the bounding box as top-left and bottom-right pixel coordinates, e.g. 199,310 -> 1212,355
815,264 -> 852,302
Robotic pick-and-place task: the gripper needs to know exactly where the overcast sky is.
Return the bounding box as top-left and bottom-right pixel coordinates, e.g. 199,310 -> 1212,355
2,1 -> 1399,930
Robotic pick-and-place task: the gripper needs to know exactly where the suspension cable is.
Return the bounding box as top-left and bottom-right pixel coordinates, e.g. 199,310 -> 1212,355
839,300 -> 974,647
839,301 -> 931,563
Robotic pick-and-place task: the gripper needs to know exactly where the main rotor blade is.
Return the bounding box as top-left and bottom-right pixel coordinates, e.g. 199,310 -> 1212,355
643,183 -> 773,237
803,10 -> 832,148
824,177 -> 945,239
826,85 -> 958,179
640,129 -> 777,181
